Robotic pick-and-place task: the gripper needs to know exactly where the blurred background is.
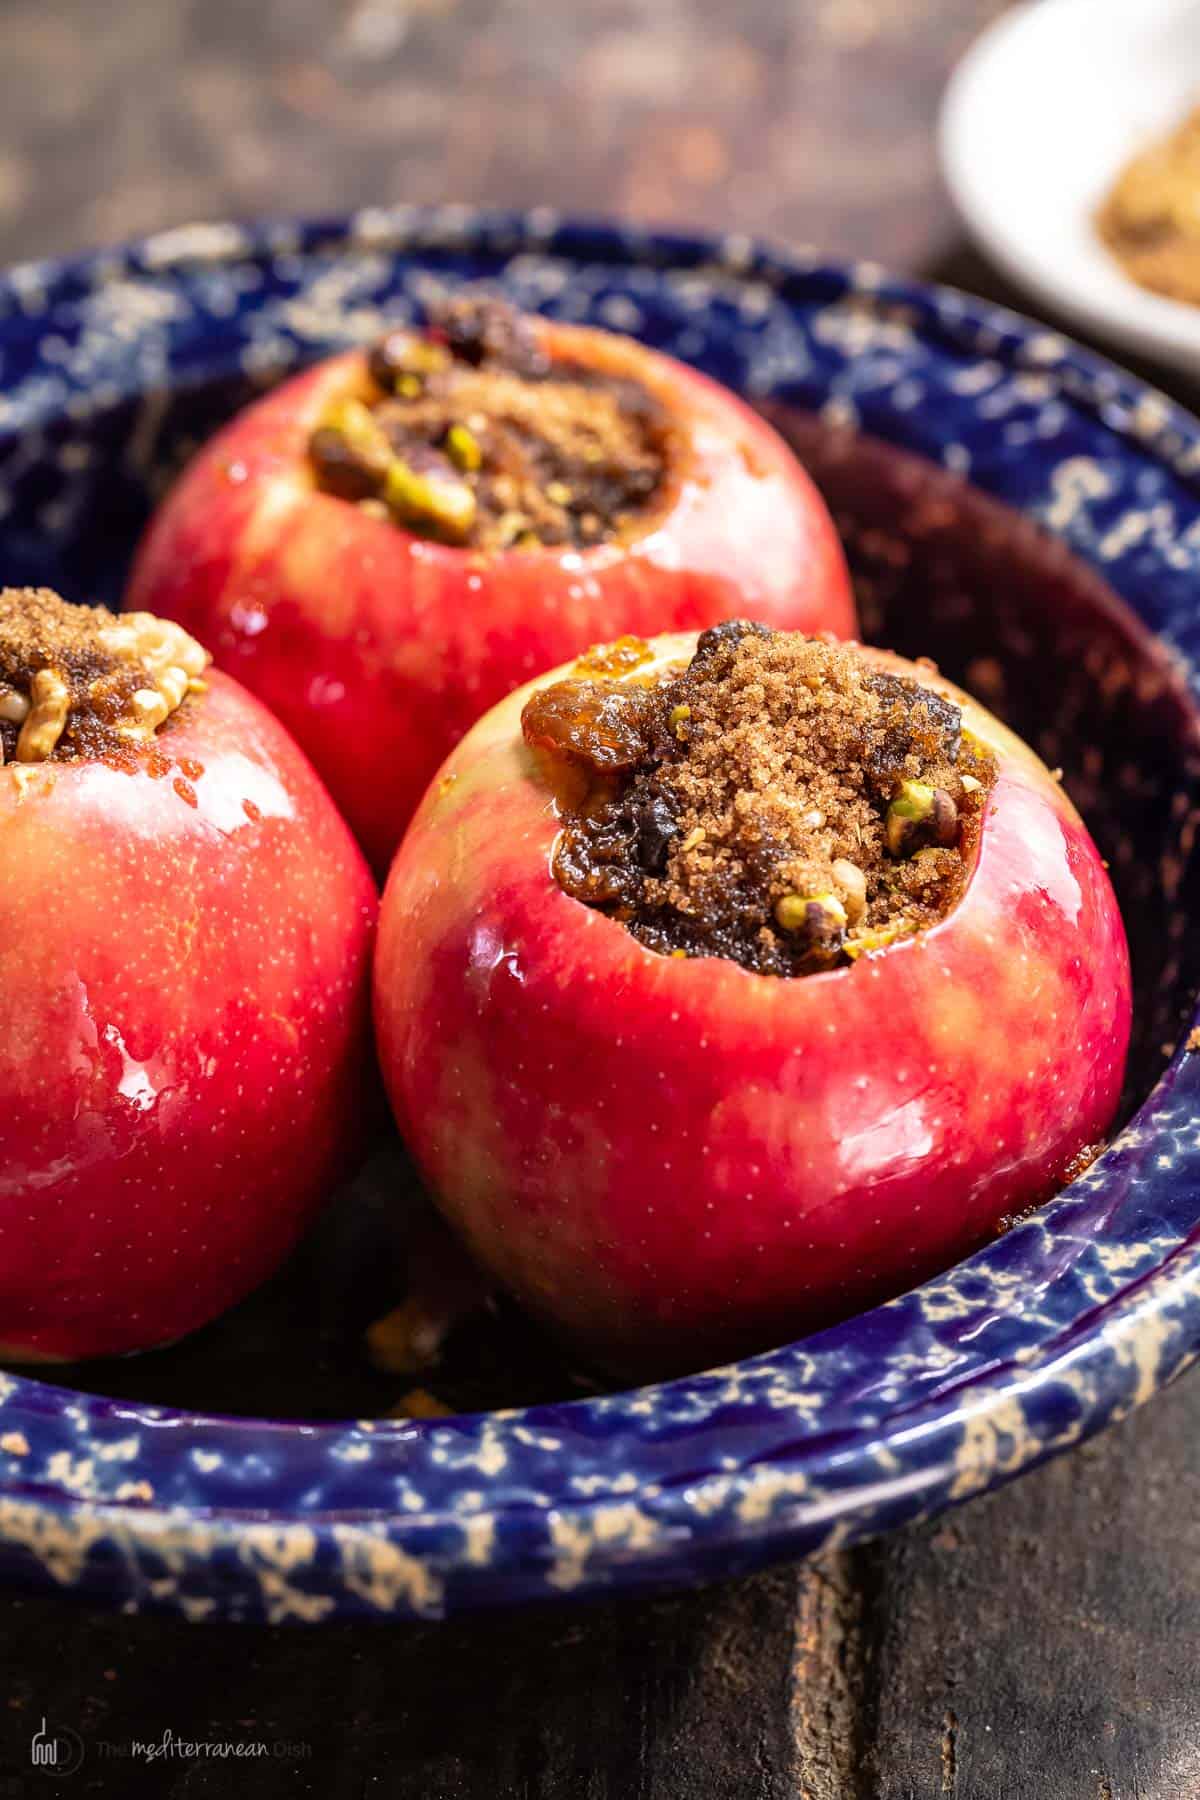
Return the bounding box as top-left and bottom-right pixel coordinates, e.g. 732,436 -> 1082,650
0,0 -> 1006,270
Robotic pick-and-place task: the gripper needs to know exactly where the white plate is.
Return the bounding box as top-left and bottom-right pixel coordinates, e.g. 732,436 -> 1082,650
940,0 -> 1200,374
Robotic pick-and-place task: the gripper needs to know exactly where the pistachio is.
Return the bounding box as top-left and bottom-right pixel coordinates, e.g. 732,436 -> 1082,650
445,423 -> 483,473
774,891 -> 847,954
310,398 -> 393,500
382,458 -> 477,542
367,329 -> 450,393
323,396 -> 392,464
885,780 -> 958,857
669,702 -> 691,739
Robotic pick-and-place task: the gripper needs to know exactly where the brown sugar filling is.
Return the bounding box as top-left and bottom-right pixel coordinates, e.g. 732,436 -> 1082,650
0,587 -> 210,766
310,296 -> 674,552
522,622 -> 996,977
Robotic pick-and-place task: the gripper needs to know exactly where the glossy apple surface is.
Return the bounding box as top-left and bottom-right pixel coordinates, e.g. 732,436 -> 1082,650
374,633 -> 1132,1379
0,672 -> 376,1361
127,321 -> 856,873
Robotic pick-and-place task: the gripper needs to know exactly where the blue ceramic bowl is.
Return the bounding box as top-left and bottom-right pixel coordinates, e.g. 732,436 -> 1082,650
0,210 -> 1198,1623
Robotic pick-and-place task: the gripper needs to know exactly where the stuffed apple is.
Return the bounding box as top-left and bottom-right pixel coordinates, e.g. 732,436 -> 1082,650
0,587 -> 376,1361
374,622 -> 1131,1378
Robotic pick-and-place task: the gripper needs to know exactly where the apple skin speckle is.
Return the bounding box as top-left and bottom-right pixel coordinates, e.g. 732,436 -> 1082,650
0,670 -> 377,1362
374,633 -> 1131,1381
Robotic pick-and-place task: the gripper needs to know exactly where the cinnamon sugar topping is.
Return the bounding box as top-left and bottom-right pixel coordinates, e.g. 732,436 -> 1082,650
522,622 -> 995,976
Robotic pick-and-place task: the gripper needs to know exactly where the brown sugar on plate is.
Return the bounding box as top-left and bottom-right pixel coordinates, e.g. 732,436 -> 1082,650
522,621 -> 996,976
1098,103 -> 1200,306
310,295 -> 675,551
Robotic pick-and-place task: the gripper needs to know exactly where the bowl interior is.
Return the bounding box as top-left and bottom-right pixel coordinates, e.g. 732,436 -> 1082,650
11,367 -> 1197,1421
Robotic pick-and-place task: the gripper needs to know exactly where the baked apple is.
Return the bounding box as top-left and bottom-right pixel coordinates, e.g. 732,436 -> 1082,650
374,622 -> 1132,1378
0,587 -> 376,1361
127,296 -> 856,873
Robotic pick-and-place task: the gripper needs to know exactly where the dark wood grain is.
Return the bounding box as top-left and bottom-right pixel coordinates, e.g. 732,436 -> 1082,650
859,1375 -> 1200,1800
0,1565 -> 807,1797
0,0 -> 1009,272
0,2 -> 1197,1797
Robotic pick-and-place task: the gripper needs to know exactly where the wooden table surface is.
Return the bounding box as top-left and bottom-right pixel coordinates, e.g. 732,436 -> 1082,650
2,3 -> 1199,1796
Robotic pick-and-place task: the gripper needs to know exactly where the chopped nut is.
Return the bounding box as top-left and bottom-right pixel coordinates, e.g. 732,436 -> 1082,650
885,780 -> 958,857
831,857 -> 868,923
16,669 -> 70,762
383,458 -> 477,542
0,590 -> 211,764
318,396 -> 393,475
128,688 -> 169,730
368,328 -> 450,393
445,422 -> 483,473
0,685 -> 29,724
774,891 -> 848,954
96,612 -> 211,745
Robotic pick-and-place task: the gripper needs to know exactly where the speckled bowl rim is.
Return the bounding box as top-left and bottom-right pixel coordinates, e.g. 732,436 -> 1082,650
1,208 -> 1199,1623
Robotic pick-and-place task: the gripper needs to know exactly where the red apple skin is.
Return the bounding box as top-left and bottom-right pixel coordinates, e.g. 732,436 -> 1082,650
0,672 -> 377,1361
374,633 -> 1133,1379
126,321 -> 857,874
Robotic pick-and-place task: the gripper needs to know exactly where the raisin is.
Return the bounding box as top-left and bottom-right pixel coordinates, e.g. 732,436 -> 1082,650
435,296 -> 550,378
867,673 -> 962,794
691,619 -> 774,669
521,680 -> 659,775
631,790 -> 677,873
